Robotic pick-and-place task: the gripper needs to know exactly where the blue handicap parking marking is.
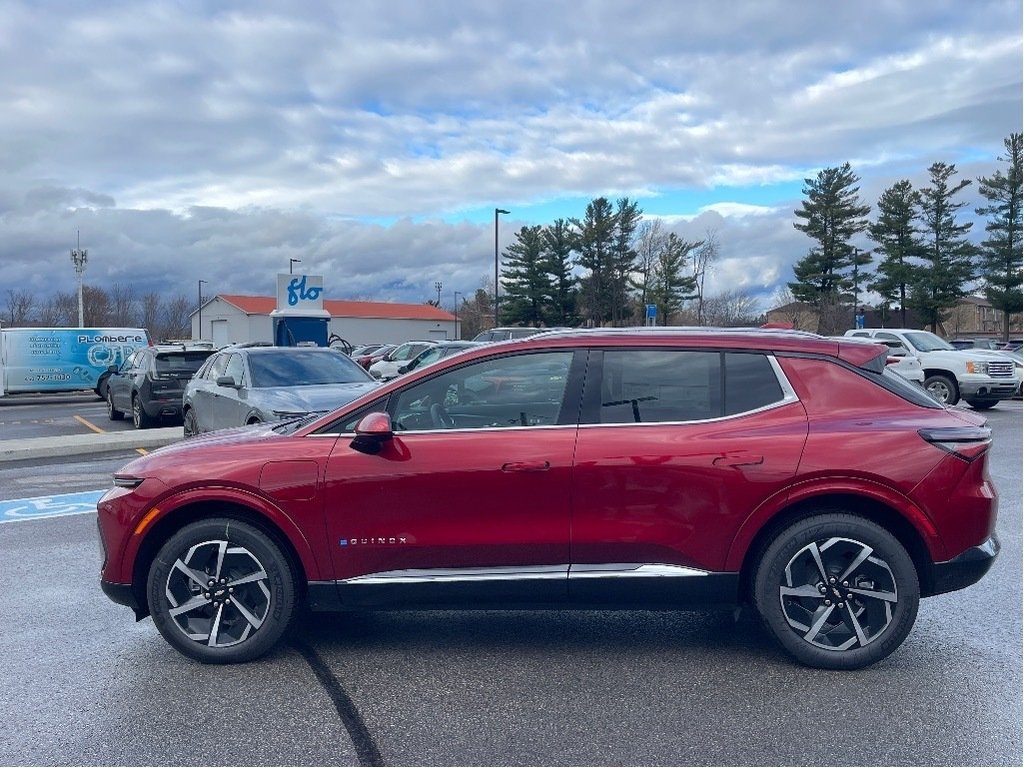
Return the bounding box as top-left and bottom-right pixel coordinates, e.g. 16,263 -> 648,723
0,490 -> 105,523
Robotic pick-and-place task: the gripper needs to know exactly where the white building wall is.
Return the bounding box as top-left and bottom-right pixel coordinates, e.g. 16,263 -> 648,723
191,299 -> 458,346
328,317 -> 456,345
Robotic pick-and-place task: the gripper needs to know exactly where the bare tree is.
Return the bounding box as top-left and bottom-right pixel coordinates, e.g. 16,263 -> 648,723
161,294 -> 192,340
691,228 -> 720,325
5,289 -> 35,326
109,283 -> 138,326
632,219 -> 668,313
82,286 -> 111,326
703,289 -> 761,327
140,292 -> 163,336
36,291 -> 78,327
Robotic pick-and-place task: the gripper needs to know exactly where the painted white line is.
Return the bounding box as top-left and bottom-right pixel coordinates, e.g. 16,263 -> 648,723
0,490 -> 104,523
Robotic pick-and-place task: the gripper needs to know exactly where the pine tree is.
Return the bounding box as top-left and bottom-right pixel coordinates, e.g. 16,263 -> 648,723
976,132 -> 1023,341
789,163 -> 871,333
572,197 -> 617,326
500,225 -> 549,326
649,233 -> 699,325
542,219 -> 578,326
611,198 -> 642,325
909,162 -> 976,333
868,180 -> 922,327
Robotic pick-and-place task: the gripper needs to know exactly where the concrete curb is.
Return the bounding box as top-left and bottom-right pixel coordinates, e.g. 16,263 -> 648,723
0,427 -> 183,463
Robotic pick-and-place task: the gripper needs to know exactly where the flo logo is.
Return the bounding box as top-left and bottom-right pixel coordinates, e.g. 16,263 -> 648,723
287,275 -> 322,306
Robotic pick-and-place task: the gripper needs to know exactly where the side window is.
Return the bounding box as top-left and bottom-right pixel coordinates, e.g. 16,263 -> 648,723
223,354 -> 244,385
120,351 -> 139,373
206,354 -> 229,382
599,350 -> 719,424
724,353 -> 785,416
391,351 -> 573,431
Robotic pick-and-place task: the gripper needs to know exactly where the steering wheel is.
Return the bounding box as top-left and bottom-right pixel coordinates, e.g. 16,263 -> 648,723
429,402 -> 455,429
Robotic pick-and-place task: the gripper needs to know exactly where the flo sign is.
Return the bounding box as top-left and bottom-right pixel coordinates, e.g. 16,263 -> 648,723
276,273 -> 324,312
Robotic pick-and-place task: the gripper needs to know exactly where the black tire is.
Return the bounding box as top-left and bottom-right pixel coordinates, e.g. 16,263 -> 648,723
107,390 -> 124,421
183,408 -> 200,438
923,373 -> 959,405
965,398 -> 998,411
754,513 -> 919,670
147,518 -> 297,664
132,395 -> 154,430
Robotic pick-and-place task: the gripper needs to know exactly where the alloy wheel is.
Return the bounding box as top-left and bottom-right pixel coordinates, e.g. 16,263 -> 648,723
163,539 -> 272,649
779,536 -> 897,651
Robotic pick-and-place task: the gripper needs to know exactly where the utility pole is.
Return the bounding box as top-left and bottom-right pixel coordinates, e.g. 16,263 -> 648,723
70,231 -> 88,327
197,280 -> 207,341
434,280 -> 443,306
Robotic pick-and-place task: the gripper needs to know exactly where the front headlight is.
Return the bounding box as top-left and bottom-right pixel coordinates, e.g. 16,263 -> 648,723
966,360 -> 988,375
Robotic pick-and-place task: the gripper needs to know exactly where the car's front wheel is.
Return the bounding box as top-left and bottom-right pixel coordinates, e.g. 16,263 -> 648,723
147,518 -> 297,663
924,373 -> 959,405
754,513 -> 919,670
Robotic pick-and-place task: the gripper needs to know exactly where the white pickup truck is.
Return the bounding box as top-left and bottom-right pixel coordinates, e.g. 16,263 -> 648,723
844,328 -> 1021,409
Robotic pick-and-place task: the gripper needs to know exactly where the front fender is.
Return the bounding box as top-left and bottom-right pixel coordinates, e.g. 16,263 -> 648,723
725,476 -> 945,570
129,484 -> 326,582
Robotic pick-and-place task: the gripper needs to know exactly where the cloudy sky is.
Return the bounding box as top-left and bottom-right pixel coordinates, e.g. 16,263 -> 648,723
1,0 -> 1021,314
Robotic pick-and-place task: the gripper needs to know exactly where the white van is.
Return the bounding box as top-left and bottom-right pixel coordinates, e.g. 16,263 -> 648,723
0,327 -> 150,397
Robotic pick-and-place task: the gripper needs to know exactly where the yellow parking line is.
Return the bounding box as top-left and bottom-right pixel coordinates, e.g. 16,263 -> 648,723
74,415 -> 104,434
74,415 -> 149,456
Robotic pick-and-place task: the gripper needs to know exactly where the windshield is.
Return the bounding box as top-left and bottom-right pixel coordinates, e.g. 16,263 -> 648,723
903,331 -> 955,352
249,350 -> 372,387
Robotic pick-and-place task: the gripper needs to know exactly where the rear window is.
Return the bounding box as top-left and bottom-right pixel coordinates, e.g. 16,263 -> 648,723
154,351 -> 214,374
877,367 -> 943,408
249,350 -> 371,387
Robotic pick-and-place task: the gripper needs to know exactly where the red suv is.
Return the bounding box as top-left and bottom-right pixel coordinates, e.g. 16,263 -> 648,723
97,329 -> 999,669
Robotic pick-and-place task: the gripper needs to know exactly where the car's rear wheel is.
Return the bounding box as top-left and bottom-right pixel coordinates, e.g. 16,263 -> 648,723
107,390 -> 124,421
132,395 -> 154,429
147,518 -> 296,664
924,374 -> 959,405
183,408 -> 200,437
754,513 -> 919,670
966,398 -> 998,410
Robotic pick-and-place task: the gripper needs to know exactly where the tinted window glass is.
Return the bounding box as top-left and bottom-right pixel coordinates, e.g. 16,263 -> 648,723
724,353 -> 784,415
600,350 -> 720,423
392,351 -> 573,431
248,350 -> 370,387
154,351 -> 213,374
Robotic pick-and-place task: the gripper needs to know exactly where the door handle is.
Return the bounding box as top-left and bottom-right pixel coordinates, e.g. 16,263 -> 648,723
501,461 -> 551,473
712,453 -> 764,468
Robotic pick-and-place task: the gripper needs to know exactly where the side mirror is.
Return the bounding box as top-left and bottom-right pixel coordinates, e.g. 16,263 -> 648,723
107,365 -> 118,373
398,364 -> 409,374
216,375 -> 240,388
350,412 -> 393,455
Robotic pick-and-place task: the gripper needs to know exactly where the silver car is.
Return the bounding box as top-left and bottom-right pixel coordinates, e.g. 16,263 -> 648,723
183,346 -> 379,436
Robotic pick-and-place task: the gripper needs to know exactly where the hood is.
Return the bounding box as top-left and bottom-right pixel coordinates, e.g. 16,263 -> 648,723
254,381 -> 380,413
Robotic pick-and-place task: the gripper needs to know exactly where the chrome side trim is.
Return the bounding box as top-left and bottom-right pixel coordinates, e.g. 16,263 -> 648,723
569,564 -> 709,579
342,564 -> 570,585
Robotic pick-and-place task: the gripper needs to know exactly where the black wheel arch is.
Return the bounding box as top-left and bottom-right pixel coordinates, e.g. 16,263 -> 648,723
129,500 -> 307,620
738,493 -> 934,604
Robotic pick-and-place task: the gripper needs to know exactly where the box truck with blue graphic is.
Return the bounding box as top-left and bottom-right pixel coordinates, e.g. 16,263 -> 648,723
0,327 -> 150,397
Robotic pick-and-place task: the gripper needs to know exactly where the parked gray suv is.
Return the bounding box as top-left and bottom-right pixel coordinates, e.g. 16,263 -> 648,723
183,346 -> 378,436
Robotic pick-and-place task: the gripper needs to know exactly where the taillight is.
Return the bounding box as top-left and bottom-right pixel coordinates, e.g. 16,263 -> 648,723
919,426 -> 992,461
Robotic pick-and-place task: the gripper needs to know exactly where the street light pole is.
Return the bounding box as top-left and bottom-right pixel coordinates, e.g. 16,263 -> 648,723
197,280 -> 207,341
289,258 -> 301,274
494,208 -> 509,327
70,231 -> 88,327
453,290 -> 462,340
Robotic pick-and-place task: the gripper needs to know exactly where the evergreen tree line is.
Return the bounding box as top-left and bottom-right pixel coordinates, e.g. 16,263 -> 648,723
495,197 -> 730,328
789,132 -> 1023,339
3,284 -> 194,341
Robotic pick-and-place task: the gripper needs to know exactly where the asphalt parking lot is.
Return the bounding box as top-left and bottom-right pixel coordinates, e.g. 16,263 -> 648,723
0,396 -> 1020,766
